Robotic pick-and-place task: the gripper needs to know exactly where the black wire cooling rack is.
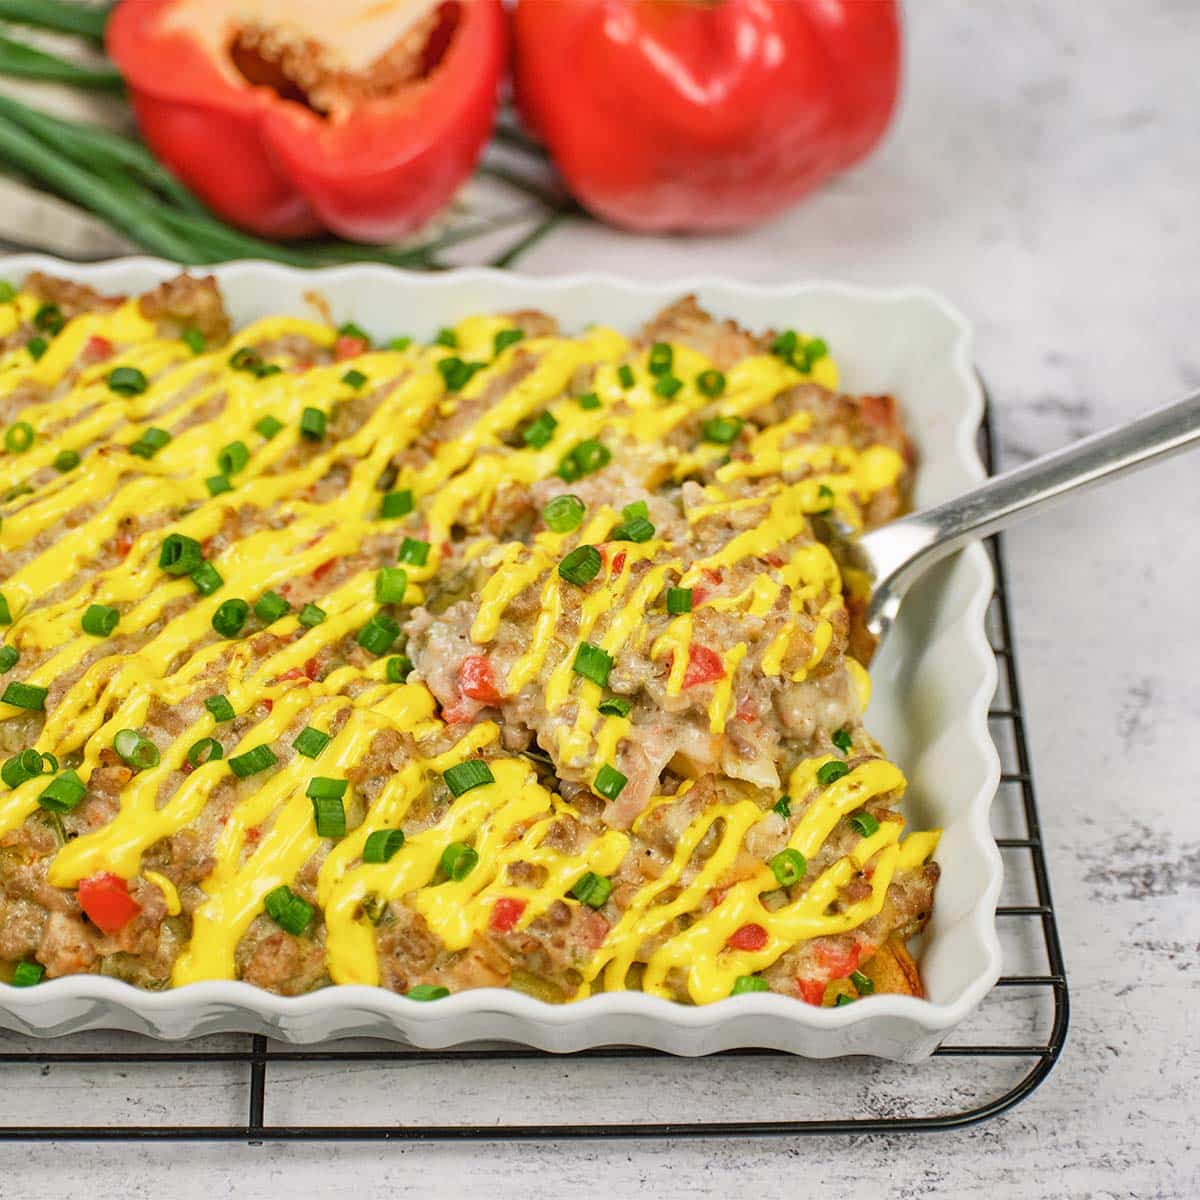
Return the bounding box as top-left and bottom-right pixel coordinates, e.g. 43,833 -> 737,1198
0,401 -> 1068,1143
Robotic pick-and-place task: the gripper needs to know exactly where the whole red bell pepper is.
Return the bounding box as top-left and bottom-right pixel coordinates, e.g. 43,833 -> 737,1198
513,0 -> 900,233
107,0 -> 507,242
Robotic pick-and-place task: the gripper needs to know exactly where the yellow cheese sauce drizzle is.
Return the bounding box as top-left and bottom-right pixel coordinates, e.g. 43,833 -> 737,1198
0,293 -> 934,1002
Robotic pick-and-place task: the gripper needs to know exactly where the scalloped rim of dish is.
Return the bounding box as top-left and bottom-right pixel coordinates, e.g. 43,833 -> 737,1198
0,257 -> 1002,1061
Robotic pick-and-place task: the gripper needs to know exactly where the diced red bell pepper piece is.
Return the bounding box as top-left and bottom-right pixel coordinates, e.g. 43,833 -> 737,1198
610,550 -> 626,575
489,896 -> 527,933
683,644 -> 725,688
85,335 -> 114,362
727,923 -> 768,952
459,655 -> 502,703
814,940 -> 863,979
334,335 -> 369,361
77,873 -> 141,935
797,978 -> 827,1006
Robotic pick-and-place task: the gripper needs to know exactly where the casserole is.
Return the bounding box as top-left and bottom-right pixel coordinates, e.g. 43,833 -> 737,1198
0,256 -> 1000,1059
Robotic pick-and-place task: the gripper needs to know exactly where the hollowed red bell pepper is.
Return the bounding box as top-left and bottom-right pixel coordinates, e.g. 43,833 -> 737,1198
513,0 -> 900,233
107,0 -> 507,242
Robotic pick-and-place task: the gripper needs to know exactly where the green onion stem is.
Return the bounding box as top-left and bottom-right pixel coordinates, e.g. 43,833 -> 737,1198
0,0 -> 112,42
0,34 -> 122,88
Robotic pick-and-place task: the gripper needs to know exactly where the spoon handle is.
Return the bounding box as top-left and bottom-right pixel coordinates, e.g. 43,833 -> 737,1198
866,388 -> 1200,594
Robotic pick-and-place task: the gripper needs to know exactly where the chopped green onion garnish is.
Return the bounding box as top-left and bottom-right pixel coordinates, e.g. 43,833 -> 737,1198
310,793 -> 347,839
129,427 -> 170,459
229,347 -> 261,372
337,321 -> 370,344
621,500 -> 647,521
375,567 -> 408,605
573,642 -> 613,687
254,362 -> 282,379
380,490 -> 413,519
2,749 -> 45,789
386,655 -> 413,684
2,682 -> 45,711
772,330 -> 799,360
817,760 -> 850,786
357,613 -> 399,655
217,441 -> 249,476
298,603 -> 326,627
817,483 -> 834,511
523,411 -> 558,449
731,976 -> 770,996
570,871 -> 612,909
81,604 -> 119,637
189,562 -> 224,596
27,336 -> 47,361
33,303 -> 62,334
593,764 -> 627,801
4,422 -> 33,453
341,368 -> 367,390
206,474 -> 232,497
849,810 -> 880,838
598,696 -> 631,718
212,598 -> 249,638
850,970 -> 875,995
702,416 -> 744,445
397,538 -> 429,567
611,515 -> 654,543
807,337 -> 829,363
264,884 -> 313,936
255,415 -> 284,440
388,336 -> 412,351
441,841 -> 478,881
434,328 -> 458,348
494,328 -> 524,356
832,728 -> 853,755
834,993 -> 855,1007
113,729 -> 159,772
299,407 -> 327,441
0,646 -> 17,673
254,591 -> 290,625
654,375 -> 683,399
307,777 -> 347,801
107,366 -> 148,396
11,961 -> 43,987
696,369 -> 726,398
53,449 -> 80,473
182,327 -> 205,355
558,544 -> 602,586
443,759 -> 494,797
407,984 -> 449,1001
187,737 -> 223,768
617,364 -> 635,389
437,356 -> 483,391
666,587 -> 693,614
159,533 -> 202,576
0,595 -> 9,624
647,342 -> 673,376
769,848 -> 807,888
38,770 -> 85,812
543,494 -> 585,533
293,727 -> 330,759
229,745 -> 277,779
556,439 -> 611,482
0,281 -> 14,303
40,752 -> 57,773
773,794 -> 792,818
204,694 -> 235,722
577,392 -> 601,410
363,828 -> 405,863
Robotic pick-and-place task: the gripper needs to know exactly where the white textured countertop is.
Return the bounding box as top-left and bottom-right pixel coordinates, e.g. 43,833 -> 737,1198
5,0 -> 1198,1194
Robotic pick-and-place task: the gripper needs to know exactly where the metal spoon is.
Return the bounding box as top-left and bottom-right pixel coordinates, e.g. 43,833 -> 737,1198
819,390 -> 1200,648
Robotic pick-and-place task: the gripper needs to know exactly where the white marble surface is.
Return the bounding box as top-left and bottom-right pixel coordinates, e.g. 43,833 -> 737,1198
4,0 -> 1198,1194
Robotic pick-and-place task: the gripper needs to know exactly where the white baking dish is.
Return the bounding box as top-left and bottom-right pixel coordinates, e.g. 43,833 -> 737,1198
0,256 -> 1001,1061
